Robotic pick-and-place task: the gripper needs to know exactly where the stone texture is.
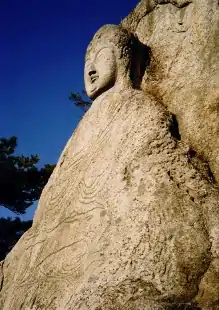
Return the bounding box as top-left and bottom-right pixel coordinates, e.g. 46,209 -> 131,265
122,0 -> 219,186
0,9 -> 218,310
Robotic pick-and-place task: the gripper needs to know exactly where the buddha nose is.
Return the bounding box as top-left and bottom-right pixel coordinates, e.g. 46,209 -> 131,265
88,62 -> 96,76
89,70 -> 96,76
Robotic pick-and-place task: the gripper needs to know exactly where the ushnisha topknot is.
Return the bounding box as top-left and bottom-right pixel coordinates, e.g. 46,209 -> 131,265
86,24 -> 135,61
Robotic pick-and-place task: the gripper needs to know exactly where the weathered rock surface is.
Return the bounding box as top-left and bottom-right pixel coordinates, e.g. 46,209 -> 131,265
1,87 -> 219,309
0,5 -> 218,310
122,0 -> 219,186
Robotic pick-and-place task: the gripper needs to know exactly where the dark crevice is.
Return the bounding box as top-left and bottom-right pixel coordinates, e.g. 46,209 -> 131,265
130,36 -> 151,89
187,148 -> 217,186
207,165 -> 215,184
167,170 -> 174,181
0,260 -> 4,292
169,114 -> 181,141
187,148 -> 196,163
31,296 -> 37,307
156,0 -> 192,9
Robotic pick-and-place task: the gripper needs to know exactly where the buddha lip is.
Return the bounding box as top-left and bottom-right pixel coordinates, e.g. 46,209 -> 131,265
91,76 -> 98,83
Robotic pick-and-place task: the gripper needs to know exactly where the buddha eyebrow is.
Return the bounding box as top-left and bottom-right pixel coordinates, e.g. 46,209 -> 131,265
85,46 -> 111,63
96,47 -> 110,55
93,48 -> 111,61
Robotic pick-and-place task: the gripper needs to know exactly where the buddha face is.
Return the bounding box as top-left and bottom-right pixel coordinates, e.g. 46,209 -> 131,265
84,45 -> 117,99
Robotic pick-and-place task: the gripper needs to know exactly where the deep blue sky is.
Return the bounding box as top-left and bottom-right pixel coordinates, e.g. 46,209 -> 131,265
0,0 -> 138,220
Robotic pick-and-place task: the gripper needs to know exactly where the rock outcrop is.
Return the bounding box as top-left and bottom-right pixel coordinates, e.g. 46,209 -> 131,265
0,4 -> 218,309
122,0 -> 219,186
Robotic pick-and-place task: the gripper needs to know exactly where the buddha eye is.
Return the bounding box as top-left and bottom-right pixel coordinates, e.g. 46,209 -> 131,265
96,52 -> 105,60
96,47 -> 112,60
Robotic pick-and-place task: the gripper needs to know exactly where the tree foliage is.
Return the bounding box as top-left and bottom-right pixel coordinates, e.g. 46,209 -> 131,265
69,90 -> 92,112
0,136 -> 55,214
0,95 -> 88,260
0,217 -> 32,260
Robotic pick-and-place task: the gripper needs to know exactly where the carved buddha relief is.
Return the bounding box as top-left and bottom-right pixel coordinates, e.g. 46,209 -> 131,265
0,15 -> 218,310
81,25 -> 219,309
84,24 -> 147,100
84,44 -> 117,99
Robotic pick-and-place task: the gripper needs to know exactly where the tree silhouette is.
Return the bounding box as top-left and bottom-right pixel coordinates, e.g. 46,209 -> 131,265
0,136 -> 55,260
0,217 -> 32,260
0,136 -> 55,214
69,90 -> 92,113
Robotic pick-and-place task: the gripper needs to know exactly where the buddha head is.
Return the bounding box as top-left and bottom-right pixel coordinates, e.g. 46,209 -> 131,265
84,24 -> 147,100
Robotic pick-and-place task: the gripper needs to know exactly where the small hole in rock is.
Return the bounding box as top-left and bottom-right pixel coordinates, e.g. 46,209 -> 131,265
169,114 -> 181,141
